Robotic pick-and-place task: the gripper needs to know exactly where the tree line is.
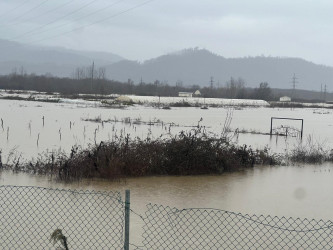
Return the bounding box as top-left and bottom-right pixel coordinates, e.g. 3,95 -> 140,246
0,68 -> 274,100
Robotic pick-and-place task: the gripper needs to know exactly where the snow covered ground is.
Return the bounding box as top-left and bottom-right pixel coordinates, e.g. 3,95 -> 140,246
0,90 -> 113,107
0,89 -> 60,101
0,90 -> 269,107
302,102 -> 333,108
124,95 -> 270,107
4,89 -> 333,108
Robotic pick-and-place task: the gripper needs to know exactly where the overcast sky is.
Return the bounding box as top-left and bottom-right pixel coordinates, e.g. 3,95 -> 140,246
0,0 -> 332,65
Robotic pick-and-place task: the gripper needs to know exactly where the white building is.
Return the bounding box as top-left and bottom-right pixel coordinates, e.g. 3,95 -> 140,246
178,92 -> 193,97
279,96 -> 291,102
193,90 -> 201,96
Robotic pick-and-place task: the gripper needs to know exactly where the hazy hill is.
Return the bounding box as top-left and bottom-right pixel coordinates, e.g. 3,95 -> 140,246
0,39 -> 124,76
105,48 -> 333,90
1,40 -> 332,91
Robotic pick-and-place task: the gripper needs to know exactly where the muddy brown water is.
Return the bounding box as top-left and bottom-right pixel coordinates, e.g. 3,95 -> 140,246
1,163 -> 332,247
1,98 -> 333,247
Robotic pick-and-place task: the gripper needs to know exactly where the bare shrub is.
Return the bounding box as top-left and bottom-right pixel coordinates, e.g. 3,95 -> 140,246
288,135 -> 329,163
12,126 -> 278,181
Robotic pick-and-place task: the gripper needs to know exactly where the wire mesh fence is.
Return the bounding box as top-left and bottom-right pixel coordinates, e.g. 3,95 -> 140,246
0,186 -> 125,249
1,186 -> 332,249
141,203 -> 333,250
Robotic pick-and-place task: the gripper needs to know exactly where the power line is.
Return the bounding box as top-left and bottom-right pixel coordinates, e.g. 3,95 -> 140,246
17,0 -> 156,46
0,0 -> 156,50
6,0 -> 52,24
11,0 -> 126,40
0,0 -> 32,21
8,0 -> 78,27
9,0 -> 99,40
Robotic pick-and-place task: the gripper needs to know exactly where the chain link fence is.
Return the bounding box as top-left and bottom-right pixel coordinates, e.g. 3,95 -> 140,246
1,186 -> 332,249
0,186 -> 125,249
141,203 -> 333,250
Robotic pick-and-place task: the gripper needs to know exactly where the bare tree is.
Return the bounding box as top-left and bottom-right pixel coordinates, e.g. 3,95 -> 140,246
97,67 -> 106,80
19,66 -> 26,76
226,77 -> 246,98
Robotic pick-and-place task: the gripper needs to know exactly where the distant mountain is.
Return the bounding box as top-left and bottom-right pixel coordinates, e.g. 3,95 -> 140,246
105,48 -> 333,90
0,39 -> 124,77
1,41 -> 332,91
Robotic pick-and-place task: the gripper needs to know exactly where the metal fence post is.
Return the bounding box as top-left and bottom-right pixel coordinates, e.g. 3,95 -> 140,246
270,117 -> 273,135
124,190 -> 130,250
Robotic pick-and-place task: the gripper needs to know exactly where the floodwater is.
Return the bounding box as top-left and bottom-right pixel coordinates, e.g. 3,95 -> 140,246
1,163 -> 333,247
1,98 -> 333,247
1,98 -> 333,162
1,164 -> 332,219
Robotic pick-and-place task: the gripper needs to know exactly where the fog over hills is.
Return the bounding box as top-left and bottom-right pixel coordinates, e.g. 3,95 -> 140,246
0,39 -> 332,91
0,39 -> 124,76
105,48 -> 333,90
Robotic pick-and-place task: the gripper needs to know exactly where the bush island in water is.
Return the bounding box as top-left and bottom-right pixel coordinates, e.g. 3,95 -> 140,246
4,126 -> 278,181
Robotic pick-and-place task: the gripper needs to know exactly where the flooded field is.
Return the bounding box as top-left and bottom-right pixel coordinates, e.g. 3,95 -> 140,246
1,97 -> 333,247
1,98 -> 332,163
1,97 -> 332,213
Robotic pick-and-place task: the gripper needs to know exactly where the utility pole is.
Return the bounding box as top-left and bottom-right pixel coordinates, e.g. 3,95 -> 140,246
91,61 -> 94,93
210,76 -> 214,90
154,80 -> 158,96
209,76 -> 214,98
324,84 -> 327,102
291,73 -> 298,99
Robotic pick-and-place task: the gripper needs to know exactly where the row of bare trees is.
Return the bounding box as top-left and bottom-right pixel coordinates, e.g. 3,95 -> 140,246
72,66 -> 106,80
0,68 -> 273,100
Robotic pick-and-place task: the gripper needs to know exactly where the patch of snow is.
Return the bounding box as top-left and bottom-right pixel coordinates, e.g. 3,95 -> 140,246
116,95 -> 133,103
58,98 -> 100,106
125,95 -> 270,107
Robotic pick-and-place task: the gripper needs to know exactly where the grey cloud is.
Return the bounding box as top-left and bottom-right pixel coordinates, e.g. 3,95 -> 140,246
0,0 -> 333,66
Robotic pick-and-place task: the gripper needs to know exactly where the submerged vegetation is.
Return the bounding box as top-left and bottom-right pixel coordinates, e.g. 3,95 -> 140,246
288,136 -> 333,163
1,123 -> 333,182
1,111 -> 333,182
1,92 -> 333,181
3,126 -> 278,181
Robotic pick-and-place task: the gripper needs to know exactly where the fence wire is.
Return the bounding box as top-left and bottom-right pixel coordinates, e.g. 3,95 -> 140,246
141,203 -> 333,250
0,185 -> 124,249
1,186 -> 333,250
